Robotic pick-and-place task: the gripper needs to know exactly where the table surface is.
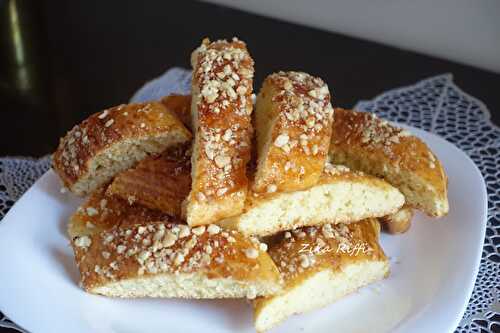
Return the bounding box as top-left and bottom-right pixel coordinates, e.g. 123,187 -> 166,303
1,1 -> 499,158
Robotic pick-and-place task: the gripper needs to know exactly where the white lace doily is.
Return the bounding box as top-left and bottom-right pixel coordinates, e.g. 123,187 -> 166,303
1,69 -> 498,333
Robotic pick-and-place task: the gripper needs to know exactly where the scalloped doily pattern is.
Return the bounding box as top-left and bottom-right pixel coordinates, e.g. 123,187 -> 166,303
0,157 -> 51,218
356,74 -> 500,333
0,70 -> 498,332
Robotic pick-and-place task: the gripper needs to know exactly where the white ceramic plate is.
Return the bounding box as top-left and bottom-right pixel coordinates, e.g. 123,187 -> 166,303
0,126 -> 487,333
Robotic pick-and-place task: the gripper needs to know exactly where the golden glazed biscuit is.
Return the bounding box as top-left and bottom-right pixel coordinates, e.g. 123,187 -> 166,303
71,221 -> 282,299
107,144 -> 191,217
53,102 -> 191,196
253,71 -> 334,193
253,219 -> 389,332
184,38 -> 255,226
220,163 -> 404,237
329,108 -> 448,217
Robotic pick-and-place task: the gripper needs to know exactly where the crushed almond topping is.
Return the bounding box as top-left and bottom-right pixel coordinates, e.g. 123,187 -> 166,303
215,256 -> 224,264
207,224 -> 221,235
98,110 -> 109,119
103,234 -> 114,244
85,222 -> 95,229
216,187 -> 228,196
178,225 -> 191,238
308,89 -> 318,98
104,119 -> 114,127
196,192 -> 207,202
163,232 -> 177,247
214,155 -> 231,168
74,236 -> 91,248
116,245 -> 127,254
274,134 -> 289,147
100,199 -> 108,209
266,184 -> 277,193
322,224 -> 334,238
222,129 -> 232,141
137,251 -> 151,264
174,253 -> 185,265
299,254 -> 311,268
324,162 -> 350,176
127,195 -> 136,205
86,207 -> 98,216
246,287 -> 257,300
192,226 -> 206,236
236,86 -> 247,96
244,248 -> 259,259
311,144 -> 319,155
102,251 -> 110,259
153,229 -> 165,241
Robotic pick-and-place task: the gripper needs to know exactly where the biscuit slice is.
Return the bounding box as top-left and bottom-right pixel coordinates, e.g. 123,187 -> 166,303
53,102 -> 192,196
160,94 -> 192,129
380,205 -> 413,234
220,163 -> 405,236
185,38 -> 255,226
329,108 -> 448,217
253,219 -> 389,332
68,187 -> 173,239
106,144 -> 191,217
253,71 -> 334,193
71,221 -> 282,299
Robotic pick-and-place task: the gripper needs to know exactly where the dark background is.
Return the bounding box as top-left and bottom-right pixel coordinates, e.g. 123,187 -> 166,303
1,1 -> 499,158
1,1 -> 499,332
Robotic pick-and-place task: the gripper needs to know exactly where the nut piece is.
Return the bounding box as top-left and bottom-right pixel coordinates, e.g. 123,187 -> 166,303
74,236 -> 91,248
162,232 -> 177,247
244,248 -> 259,259
86,207 -> 98,216
192,226 -> 206,236
299,254 -> 310,268
207,224 -> 221,235
322,224 -> 334,238
178,225 -> 191,238
274,134 -> 289,147
116,245 -> 127,254
266,184 -> 277,193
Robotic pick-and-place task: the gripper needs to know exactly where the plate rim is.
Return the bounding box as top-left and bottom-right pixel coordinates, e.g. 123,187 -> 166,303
0,125 -> 488,333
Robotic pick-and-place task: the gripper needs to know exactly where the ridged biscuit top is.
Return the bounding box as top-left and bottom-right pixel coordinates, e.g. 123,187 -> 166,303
105,144 -> 192,216
160,94 -> 193,129
268,219 -> 384,282
73,221 -> 270,290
